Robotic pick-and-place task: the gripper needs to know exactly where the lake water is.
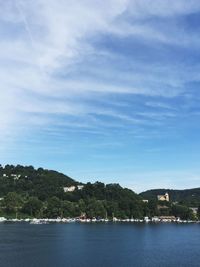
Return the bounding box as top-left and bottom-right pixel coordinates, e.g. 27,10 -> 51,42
0,223 -> 200,267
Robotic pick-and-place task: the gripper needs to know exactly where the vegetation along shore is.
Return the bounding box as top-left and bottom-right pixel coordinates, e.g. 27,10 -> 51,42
0,165 -> 200,222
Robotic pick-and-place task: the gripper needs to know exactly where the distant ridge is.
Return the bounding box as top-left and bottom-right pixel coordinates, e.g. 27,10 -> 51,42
140,188 -> 200,206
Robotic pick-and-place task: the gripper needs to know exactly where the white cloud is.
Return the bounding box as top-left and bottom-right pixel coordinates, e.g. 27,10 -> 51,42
0,0 -> 200,154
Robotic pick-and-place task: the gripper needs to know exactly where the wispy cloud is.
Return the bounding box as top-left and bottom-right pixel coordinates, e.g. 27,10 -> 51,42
0,1 -> 195,132
1,0 -> 200,188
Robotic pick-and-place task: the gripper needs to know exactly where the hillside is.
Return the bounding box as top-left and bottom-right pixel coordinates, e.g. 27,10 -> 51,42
140,188 -> 200,206
0,164 -> 144,219
0,164 -> 77,200
0,164 -> 199,220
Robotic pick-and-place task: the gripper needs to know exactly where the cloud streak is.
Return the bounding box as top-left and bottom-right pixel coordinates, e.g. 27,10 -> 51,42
1,0 -> 200,189
0,0 -> 199,133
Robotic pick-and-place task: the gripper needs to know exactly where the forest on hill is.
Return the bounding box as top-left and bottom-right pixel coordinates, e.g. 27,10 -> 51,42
0,165 -> 199,220
140,188 -> 200,207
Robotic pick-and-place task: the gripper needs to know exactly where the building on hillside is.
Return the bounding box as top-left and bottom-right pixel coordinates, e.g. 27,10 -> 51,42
157,192 -> 169,202
63,186 -> 76,192
11,174 -> 21,180
77,185 -> 84,190
142,199 -> 149,203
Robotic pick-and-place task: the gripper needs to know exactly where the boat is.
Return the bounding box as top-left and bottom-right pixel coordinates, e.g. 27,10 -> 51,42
0,217 -> 6,222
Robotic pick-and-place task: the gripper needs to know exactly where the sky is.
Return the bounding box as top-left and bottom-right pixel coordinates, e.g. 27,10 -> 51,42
1,0 -> 200,192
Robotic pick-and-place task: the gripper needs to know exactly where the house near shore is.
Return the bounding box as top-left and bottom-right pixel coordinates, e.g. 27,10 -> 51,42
152,216 -> 160,222
157,192 -> 169,202
159,216 -> 176,221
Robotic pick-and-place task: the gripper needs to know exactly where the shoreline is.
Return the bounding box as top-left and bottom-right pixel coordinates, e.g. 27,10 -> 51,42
0,217 -> 200,224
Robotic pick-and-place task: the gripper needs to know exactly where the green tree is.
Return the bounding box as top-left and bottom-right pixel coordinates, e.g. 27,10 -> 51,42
86,199 -> 106,218
22,197 -> 43,217
45,197 -> 62,218
172,204 -> 194,220
3,192 -> 23,218
147,199 -> 159,217
62,200 -> 76,217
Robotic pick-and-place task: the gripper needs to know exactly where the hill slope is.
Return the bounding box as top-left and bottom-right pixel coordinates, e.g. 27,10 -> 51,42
0,164 -> 144,219
0,164 -> 77,200
140,188 -> 200,206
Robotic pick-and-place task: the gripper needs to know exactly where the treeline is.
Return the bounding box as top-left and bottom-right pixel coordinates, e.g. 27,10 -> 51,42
0,165 -> 199,220
0,165 -> 146,219
0,184 -> 146,219
143,199 -> 199,220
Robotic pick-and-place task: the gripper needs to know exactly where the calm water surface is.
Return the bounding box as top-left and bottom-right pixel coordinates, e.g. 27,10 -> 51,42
0,223 -> 200,267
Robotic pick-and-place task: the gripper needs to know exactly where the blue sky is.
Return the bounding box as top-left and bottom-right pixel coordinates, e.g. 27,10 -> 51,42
1,0 -> 200,192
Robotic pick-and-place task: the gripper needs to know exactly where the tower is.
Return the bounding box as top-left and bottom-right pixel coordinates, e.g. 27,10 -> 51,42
165,193 -> 169,202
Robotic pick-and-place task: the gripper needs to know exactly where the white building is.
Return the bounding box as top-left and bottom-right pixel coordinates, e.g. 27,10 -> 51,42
152,216 -> 160,222
157,192 -> 169,202
11,174 -> 21,180
63,186 -> 76,192
77,185 -> 84,190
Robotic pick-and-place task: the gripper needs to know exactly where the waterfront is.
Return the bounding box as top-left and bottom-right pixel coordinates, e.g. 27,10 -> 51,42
1,216 -> 200,224
0,223 -> 200,267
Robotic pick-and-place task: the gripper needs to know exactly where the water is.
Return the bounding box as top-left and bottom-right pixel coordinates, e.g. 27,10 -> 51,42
0,223 -> 200,267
